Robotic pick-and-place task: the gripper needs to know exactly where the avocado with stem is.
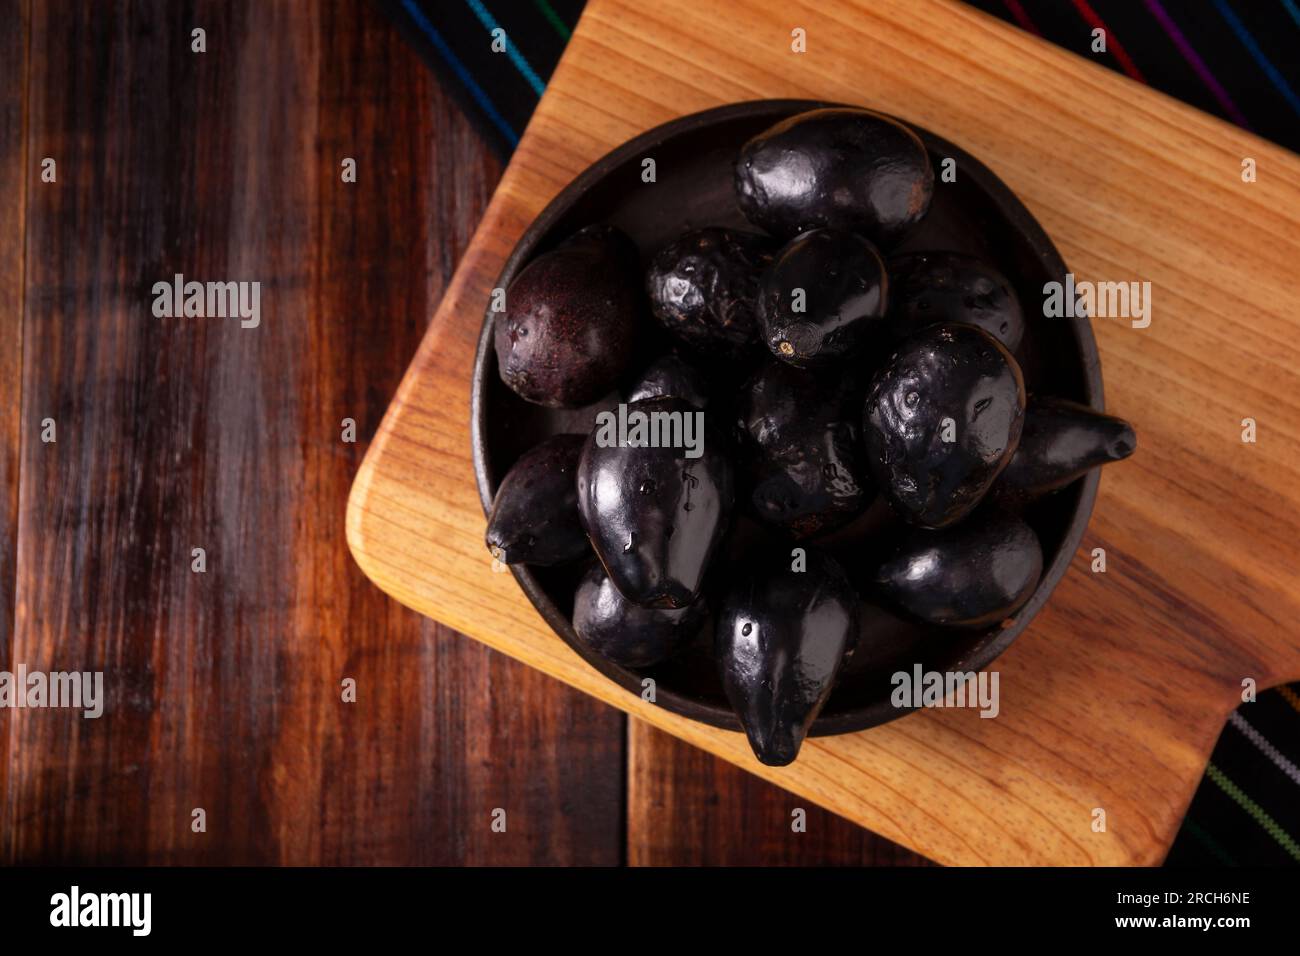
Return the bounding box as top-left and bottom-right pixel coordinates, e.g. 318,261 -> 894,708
716,547 -> 858,766
735,107 -> 934,245
739,360 -> 872,539
887,251 -> 1025,353
494,224 -> 641,408
485,434 -> 589,566
994,397 -> 1136,501
646,227 -> 773,362
577,397 -> 735,608
871,509 -> 1043,629
864,323 -> 1026,528
572,562 -> 707,668
757,228 -> 888,368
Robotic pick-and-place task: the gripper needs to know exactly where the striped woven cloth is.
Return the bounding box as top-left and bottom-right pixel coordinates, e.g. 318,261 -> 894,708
383,0 -> 1300,867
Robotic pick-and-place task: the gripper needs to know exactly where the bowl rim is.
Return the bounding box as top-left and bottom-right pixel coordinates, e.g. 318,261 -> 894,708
470,98 -> 1102,737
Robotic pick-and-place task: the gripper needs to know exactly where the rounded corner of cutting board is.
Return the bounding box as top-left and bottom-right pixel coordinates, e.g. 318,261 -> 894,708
345,453 -> 386,584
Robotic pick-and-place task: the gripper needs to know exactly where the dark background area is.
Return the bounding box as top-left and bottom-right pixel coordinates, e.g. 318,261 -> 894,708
0,0 -> 1295,866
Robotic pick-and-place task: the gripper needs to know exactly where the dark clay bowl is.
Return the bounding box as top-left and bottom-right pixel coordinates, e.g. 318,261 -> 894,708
471,100 -> 1100,737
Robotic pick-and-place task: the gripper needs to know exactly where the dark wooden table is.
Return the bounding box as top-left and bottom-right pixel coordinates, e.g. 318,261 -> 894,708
0,0 -> 925,865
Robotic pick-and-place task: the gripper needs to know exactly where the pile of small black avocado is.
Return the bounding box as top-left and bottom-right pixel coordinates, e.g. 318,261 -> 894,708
486,107 -> 1136,766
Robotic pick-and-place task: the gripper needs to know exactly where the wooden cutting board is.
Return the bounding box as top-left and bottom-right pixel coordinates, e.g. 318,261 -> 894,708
346,0 -> 1300,865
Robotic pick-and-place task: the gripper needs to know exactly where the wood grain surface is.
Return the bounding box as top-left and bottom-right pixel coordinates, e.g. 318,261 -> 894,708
0,0 -> 632,866
0,0 -> 29,848
628,722 -> 929,866
347,0 -> 1300,865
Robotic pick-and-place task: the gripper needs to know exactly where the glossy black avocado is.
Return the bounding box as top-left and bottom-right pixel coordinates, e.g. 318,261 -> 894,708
485,434 -> 588,566
573,562 -> 707,668
646,227 -> 773,361
735,107 -> 935,245
995,397 -> 1136,501
716,548 -> 858,766
757,228 -> 888,368
887,251 -> 1025,353
739,361 -> 872,539
627,354 -> 710,408
872,509 -> 1043,628
577,397 -> 735,608
864,323 -> 1026,528
494,224 -> 640,407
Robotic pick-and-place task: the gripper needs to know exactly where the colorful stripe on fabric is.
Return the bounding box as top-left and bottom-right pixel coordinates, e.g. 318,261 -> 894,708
535,0 -> 573,41
1141,0 -> 1252,129
465,0 -> 549,97
1206,762 -> 1300,862
1001,0 -> 1042,37
399,0 -> 520,146
1068,0 -> 1147,83
1229,712 -> 1300,787
1211,0 -> 1300,118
